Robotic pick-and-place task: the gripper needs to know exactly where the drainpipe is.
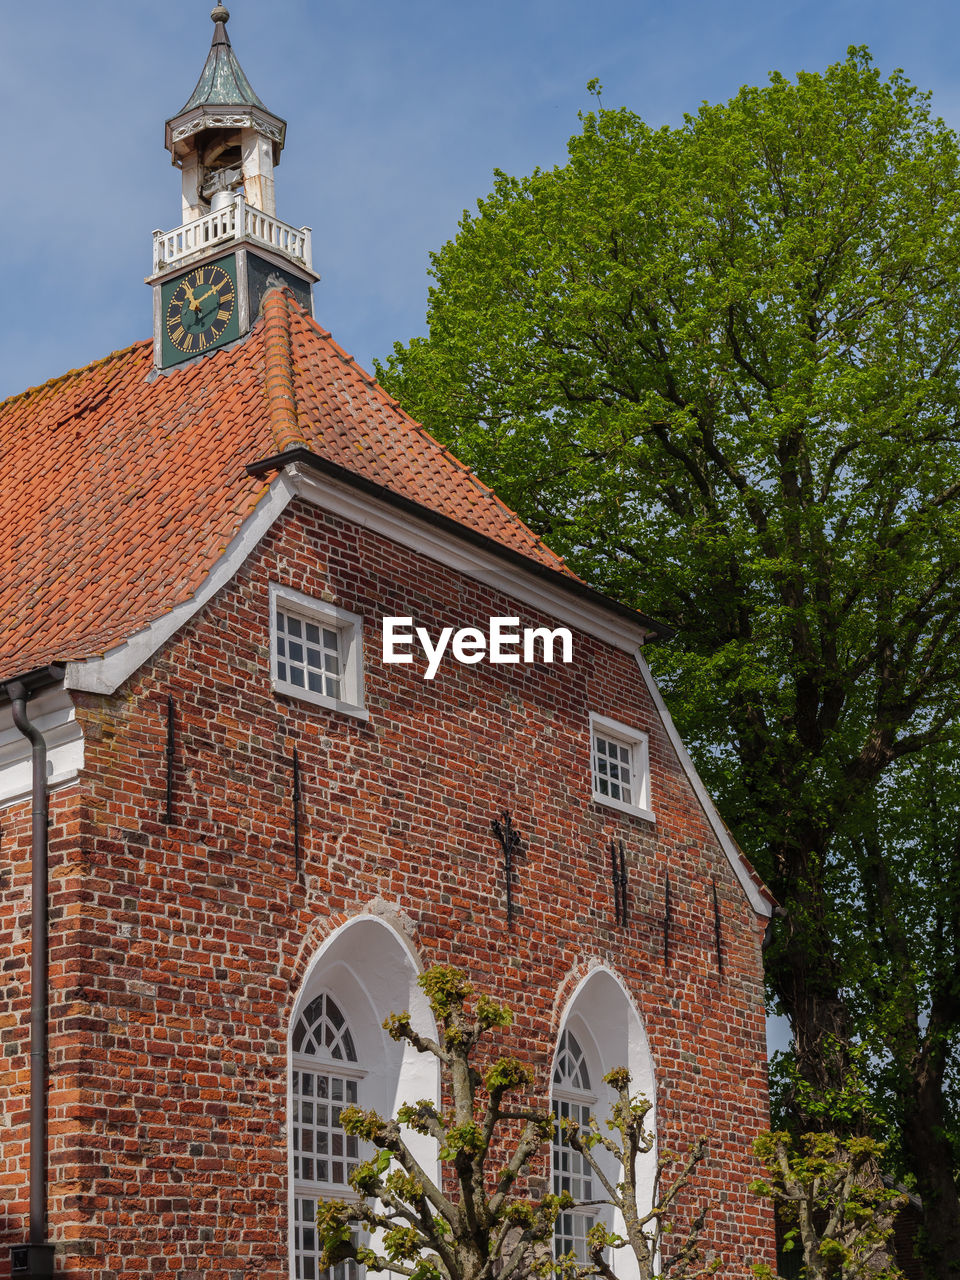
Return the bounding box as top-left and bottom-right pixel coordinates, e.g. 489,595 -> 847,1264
5,679 -> 56,1278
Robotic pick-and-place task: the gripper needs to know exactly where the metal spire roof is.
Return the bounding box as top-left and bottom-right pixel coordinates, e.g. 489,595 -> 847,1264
165,5 -> 286,163
178,5 -> 267,113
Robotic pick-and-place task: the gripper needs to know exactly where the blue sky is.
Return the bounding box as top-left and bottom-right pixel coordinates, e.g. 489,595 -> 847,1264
2,0 -> 960,402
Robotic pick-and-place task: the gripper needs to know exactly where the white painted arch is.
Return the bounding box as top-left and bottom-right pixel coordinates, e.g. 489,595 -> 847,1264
552,965 -> 656,1280
287,913 -> 440,1280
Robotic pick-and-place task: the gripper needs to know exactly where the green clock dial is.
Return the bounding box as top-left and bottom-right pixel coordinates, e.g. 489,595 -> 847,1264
164,262 -> 237,356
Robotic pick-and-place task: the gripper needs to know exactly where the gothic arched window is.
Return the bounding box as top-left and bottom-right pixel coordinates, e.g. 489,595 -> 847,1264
292,993 -> 362,1280
288,918 -> 440,1280
552,1029 -> 597,1262
552,967 -> 657,1280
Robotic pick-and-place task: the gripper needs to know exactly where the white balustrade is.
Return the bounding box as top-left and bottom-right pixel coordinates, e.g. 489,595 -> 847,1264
153,194 -> 313,274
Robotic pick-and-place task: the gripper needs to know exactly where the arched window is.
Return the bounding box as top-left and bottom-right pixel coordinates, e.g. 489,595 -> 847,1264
292,993 -> 362,1280
288,917 -> 440,1280
552,1029 -> 597,1262
552,968 -> 656,1280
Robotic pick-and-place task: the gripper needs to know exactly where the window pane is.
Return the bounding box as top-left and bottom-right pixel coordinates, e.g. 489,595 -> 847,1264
552,1031 -> 598,1263
593,728 -> 637,809
293,1003 -> 364,1280
292,1069 -> 359,1190
276,608 -> 345,704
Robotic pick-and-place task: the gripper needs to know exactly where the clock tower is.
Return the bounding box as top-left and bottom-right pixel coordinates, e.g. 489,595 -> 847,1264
148,4 -> 318,368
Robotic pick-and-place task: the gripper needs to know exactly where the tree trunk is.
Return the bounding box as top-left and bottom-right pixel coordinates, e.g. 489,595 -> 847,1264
764,854 -> 856,1126
901,1059 -> 960,1280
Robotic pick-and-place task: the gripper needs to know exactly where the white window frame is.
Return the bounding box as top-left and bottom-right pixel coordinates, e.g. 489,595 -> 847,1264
291,1059 -> 368,1200
551,1029 -> 601,1265
270,583 -> 368,721
290,991 -> 368,1280
589,712 -> 654,821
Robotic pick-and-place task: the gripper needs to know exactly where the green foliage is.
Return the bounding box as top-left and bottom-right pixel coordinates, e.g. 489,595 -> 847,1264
751,1130 -> 905,1280
559,1068 -> 716,1279
768,1038 -> 880,1136
315,970 -> 722,1280
312,965 -> 559,1280
379,45 -> 960,893
485,1055 -> 533,1093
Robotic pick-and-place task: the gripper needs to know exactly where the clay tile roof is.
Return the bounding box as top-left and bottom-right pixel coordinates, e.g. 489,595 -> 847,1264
0,290 -> 593,683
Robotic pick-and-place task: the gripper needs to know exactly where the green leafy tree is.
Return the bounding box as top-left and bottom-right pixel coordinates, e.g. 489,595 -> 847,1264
377,49 -> 960,1271
760,1041 -> 907,1279
751,1131 -> 905,1280
831,750 -> 960,1274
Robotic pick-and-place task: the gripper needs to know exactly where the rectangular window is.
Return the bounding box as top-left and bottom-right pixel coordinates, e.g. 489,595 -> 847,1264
292,1069 -> 360,1189
552,1098 -> 597,1262
277,610 -> 344,701
270,585 -> 367,720
589,713 -> 653,820
294,1197 -> 361,1280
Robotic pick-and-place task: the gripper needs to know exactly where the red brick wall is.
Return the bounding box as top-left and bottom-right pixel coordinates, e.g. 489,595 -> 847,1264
1,497 -> 777,1276
1,786 -> 93,1264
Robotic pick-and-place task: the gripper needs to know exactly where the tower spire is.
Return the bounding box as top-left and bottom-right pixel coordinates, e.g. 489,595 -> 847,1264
165,5 -> 286,220
149,7 -> 317,370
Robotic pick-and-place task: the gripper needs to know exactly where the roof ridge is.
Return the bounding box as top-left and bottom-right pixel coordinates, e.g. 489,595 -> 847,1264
284,298 -> 573,575
261,288 -> 304,454
0,339 -> 152,414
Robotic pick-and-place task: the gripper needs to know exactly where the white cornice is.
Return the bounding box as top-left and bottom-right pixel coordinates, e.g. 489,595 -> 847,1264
286,464 -> 653,653
0,685 -> 84,810
64,472 -> 296,695
632,651 -> 773,918
61,462 -> 655,698
11,460 -> 770,918
57,456 -> 667,717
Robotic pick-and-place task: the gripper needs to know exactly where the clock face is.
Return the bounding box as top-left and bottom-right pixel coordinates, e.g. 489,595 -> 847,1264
163,261 -> 238,359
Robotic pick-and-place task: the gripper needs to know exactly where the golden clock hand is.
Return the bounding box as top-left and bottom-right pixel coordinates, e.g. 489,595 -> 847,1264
194,287 -> 217,306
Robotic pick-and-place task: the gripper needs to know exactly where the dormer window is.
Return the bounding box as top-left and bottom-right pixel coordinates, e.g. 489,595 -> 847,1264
589,713 -> 653,821
270,584 -> 367,720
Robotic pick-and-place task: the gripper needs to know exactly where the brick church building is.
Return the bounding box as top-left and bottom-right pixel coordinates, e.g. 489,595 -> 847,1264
0,8 -> 777,1278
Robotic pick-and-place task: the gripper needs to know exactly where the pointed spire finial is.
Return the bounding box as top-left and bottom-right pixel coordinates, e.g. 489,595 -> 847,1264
211,5 -> 230,22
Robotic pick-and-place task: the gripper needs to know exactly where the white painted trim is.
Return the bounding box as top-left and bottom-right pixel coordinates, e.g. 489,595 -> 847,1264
45,458 -> 768,918
552,964 -> 656,1280
58,462 -> 655,698
589,712 -> 654,822
632,650 -> 773,918
63,473 -> 296,695
270,583 -> 368,721
551,963 -> 657,1107
286,465 -> 654,654
0,685 -> 84,810
287,914 -> 439,1280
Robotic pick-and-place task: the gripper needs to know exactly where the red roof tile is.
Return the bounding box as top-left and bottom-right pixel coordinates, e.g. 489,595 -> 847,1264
0,291 -> 579,683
